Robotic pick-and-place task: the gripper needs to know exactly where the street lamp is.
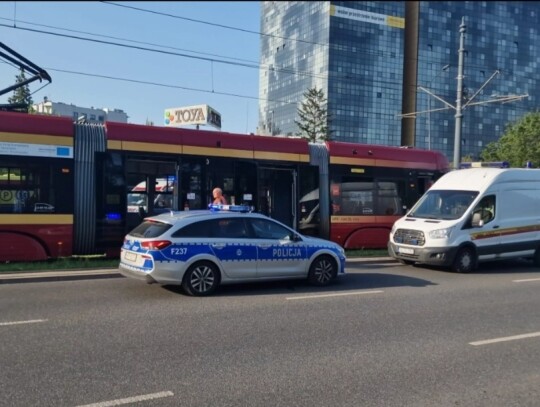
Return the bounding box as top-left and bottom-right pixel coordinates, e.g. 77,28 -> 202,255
427,64 -> 450,150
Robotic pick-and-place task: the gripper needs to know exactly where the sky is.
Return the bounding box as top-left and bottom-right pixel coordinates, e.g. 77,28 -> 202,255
0,1 -> 261,134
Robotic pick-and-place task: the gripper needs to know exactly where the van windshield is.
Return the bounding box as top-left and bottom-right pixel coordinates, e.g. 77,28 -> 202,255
408,190 -> 479,220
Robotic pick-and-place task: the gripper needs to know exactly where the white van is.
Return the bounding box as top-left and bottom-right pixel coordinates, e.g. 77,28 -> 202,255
388,168 -> 540,272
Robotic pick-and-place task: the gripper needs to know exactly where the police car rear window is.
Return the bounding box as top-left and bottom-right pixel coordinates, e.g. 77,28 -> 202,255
129,221 -> 172,238
172,218 -> 250,238
171,219 -> 212,238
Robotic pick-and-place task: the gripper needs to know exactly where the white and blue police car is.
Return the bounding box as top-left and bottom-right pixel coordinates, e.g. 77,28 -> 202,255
119,204 -> 346,296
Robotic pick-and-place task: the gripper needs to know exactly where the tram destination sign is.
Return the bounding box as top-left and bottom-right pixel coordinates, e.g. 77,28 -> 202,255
164,104 -> 222,130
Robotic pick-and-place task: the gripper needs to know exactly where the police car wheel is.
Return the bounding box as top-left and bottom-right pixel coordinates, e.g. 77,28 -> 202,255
451,247 -> 476,273
182,261 -> 220,296
308,255 -> 337,286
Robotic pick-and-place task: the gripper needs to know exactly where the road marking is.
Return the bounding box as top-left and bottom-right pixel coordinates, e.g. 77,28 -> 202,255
469,331 -> 540,346
286,290 -> 383,300
513,277 -> 540,283
0,319 -> 47,326
76,391 -> 174,407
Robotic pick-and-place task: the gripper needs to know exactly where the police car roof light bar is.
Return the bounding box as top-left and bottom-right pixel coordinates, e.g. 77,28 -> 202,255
208,204 -> 252,213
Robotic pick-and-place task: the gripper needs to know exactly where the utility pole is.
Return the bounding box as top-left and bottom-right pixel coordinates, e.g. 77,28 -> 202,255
399,16 -> 528,168
453,17 -> 466,169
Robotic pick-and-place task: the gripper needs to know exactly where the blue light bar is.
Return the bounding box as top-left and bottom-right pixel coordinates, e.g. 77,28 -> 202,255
208,204 -> 252,212
106,212 -> 122,221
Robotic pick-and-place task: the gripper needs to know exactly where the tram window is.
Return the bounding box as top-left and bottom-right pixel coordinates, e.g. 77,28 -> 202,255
339,181 -> 374,215
377,181 -> 404,216
0,161 -> 72,214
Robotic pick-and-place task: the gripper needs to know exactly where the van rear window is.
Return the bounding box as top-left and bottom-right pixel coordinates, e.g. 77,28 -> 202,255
129,221 -> 172,238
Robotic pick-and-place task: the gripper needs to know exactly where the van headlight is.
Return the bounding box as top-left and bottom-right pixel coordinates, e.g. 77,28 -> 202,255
429,227 -> 454,239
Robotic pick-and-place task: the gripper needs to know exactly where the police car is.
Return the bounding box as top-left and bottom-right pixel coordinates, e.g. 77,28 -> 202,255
119,204 -> 346,296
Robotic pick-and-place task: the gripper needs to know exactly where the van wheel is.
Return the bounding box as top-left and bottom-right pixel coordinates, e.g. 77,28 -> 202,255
533,248 -> 540,268
182,261 -> 220,296
308,255 -> 337,286
451,247 -> 476,273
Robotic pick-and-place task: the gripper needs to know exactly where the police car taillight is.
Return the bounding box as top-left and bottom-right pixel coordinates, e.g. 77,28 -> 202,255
141,240 -> 171,250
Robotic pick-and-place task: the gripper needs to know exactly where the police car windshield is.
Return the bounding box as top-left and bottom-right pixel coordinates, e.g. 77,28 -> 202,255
408,190 -> 479,220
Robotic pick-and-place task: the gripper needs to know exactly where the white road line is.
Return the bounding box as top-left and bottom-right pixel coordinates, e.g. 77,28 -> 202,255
0,319 -> 48,326
287,290 -> 383,300
513,277 -> 540,283
76,391 -> 174,407
469,331 -> 540,346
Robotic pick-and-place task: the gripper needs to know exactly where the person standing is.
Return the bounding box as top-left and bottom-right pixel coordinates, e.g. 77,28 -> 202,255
212,187 -> 228,204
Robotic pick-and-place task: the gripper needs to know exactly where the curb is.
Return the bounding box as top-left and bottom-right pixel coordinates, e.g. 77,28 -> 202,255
0,257 -> 396,283
0,269 -> 122,284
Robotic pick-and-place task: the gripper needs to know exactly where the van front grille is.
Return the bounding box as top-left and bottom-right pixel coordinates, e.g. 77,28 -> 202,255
394,229 -> 425,246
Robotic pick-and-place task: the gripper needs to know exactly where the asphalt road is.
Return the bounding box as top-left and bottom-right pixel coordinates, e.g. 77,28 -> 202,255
1,259 -> 539,407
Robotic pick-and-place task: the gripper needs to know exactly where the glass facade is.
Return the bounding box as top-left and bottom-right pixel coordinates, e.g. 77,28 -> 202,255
417,1 -> 539,161
260,1 -> 539,163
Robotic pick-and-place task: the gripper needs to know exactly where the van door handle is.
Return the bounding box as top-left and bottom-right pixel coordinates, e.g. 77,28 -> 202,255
492,225 -> 499,229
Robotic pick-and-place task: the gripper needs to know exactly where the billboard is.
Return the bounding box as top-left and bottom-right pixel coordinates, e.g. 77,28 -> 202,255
164,104 -> 222,130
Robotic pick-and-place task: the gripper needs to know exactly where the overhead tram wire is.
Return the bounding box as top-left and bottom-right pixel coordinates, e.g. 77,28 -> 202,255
0,59 -> 297,106
0,16 -> 260,66
44,66 -> 298,106
100,1 -> 401,60
100,1 -> 332,49
0,23 -> 327,82
0,22 -> 409,90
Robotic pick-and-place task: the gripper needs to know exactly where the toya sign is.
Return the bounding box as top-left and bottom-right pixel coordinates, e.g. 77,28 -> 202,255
164,104 -> 222,130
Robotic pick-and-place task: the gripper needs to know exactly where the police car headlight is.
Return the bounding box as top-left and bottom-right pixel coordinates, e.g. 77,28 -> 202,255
429,227 -> 454,239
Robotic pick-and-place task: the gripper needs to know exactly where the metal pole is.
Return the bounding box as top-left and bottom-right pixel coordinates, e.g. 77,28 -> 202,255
453,17 -> 466,169
428,98 -> 431,150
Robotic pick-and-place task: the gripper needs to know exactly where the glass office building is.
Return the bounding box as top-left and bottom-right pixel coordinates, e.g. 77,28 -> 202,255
259,1 -> 539,164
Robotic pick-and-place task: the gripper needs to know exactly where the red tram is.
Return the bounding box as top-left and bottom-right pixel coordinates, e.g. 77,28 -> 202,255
0,111 -> 449,261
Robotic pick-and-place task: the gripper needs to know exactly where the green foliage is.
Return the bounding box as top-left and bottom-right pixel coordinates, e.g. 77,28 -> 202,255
8,69 -> 34,112
461,154 -> 475,162
481,111 -> 540,167
295,87 -> 333,142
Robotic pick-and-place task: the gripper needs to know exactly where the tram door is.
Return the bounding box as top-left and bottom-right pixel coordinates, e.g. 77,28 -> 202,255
405,171 -> 436,211
125,159 -> 177,231
258,167 -> 297,229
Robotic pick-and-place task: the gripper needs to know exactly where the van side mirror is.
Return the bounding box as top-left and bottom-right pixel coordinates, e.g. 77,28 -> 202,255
471,212 -> 484,228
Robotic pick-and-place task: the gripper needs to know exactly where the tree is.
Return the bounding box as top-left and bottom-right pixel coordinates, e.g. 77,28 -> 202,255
8,69 -> 34,112
295,87 -> 332,142
481,111 -> 540,168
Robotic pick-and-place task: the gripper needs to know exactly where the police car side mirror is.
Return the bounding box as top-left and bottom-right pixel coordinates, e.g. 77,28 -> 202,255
291,234 -> 302,242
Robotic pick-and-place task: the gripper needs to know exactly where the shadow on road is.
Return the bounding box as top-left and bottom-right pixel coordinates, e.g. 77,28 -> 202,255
163,271 -> 435,298
411,258 -> 539,275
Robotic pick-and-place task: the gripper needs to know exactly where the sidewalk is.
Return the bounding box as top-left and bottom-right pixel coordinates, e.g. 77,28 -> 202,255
0,257 -> 395,283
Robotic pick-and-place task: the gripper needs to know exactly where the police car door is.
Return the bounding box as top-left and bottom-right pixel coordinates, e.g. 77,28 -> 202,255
249,218 -> 307,277
211,218 -> 258,279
